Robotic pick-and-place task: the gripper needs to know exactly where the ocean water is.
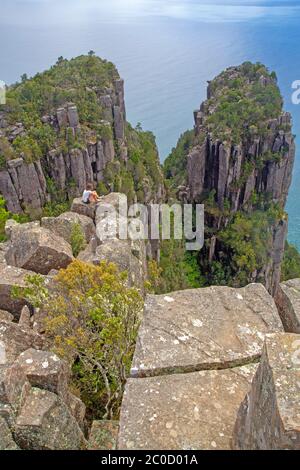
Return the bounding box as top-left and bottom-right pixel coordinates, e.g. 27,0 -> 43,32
0,0 -> 300,247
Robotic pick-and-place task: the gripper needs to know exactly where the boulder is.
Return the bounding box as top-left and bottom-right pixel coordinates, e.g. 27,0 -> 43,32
77,239 -> 99,264
68,393 -> 86,432
0,310 -> 14,322
18,305 -> 31,329
88,420 -> 119,450
0,416 -> 19,450
0,359 -> 30,411
71,197 -> 97,220
233,333 -> 300,450
0,242 -> 9,264
0,264 -> 37,315
0,321 -> 44,366
14,388 -> 87,450
41,211 -> 96,245
131,284 -> 283,377
5,225 -> 73,274
118,365 -> 257,450
275,278 -> 300,333
12,349 -> 70,401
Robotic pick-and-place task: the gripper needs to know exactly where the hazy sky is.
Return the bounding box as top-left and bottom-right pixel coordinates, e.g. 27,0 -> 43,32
2,0 -> 300,25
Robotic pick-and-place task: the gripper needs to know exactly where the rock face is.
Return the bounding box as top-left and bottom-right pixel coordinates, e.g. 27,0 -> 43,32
41,211 -> 96,245
0,159 -> 48,215
174,65 -> 295,295
275,279 -> 300,333
0,69 -> 164,215
233,333 -> 300,450
118,283 -> 284,450
0,315 -> 87,450
5,222 -> 73,274
131,284 -> 283,378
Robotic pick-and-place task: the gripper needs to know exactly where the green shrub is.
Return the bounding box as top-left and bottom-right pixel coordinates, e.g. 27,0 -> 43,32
13,260 -> 143,419
70,222 -> 86,257
281,242 -> 300,281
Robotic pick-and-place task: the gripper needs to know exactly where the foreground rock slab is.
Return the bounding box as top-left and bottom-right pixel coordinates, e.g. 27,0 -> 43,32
233,333 -> 300,450
275,279 -> 300,333
118,365 -> 257,450
131,284 -> 283,377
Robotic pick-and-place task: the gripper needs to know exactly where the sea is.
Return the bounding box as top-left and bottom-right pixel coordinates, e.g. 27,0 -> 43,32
0,0 -> 300,247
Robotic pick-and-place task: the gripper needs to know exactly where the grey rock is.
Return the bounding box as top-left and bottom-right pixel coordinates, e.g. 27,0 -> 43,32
233,333 -> 300,450
67,105 -> 79,128
118,365 -> 257,450
41,211 -> 96,245
0,416 -> 19,450
131,284 -> 283,378
71,197 -> 98,220
275,278 -> 300,333
0,263 -> 37,315
5,225 -> 73,274
14,388 -> 87,450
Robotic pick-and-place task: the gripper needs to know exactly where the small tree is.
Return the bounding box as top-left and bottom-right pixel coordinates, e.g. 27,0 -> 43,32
70,222 -> 86,257
14,260 -> 143,419
88,50 -> 95,57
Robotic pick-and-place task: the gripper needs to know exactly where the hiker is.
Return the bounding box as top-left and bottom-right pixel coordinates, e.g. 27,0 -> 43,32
82,182 -> 101,204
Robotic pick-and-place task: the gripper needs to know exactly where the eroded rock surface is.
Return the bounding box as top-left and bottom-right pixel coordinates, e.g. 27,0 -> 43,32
118,365 -> 257,450
131,284 -> 283,377
275,279 -> 300,333
233,333 -> 300,450
0,263 -> 38,316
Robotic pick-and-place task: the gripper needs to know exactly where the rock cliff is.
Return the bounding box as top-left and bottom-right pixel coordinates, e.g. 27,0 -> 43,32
0,56 -> 165,216
165,62 -> 295,295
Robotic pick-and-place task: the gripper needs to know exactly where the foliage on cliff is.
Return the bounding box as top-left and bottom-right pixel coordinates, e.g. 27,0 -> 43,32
148,241 -> 204,294
164,130 -> 195,190
0,55 -> 164,210
0,196 -> 29,241
205,62 -> 283,143
163,62 -> 284,189
100,123 -> 164,205
14,260 -> 143,420
161,62 -> 295,292
281,242 -> 300,281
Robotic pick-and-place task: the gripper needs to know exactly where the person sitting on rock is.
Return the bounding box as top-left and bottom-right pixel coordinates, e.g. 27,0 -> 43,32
82,182 -> 101,204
